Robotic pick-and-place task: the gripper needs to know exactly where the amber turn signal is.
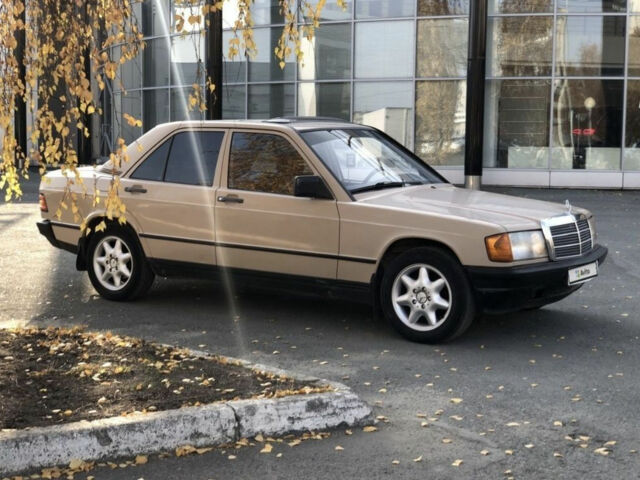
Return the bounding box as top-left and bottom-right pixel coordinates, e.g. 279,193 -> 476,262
485,233 -> 513,262
39,193 -> 48,212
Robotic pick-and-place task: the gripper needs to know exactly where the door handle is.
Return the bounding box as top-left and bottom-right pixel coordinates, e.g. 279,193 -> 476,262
217,195 -> 244,204
124,185 -> 147,194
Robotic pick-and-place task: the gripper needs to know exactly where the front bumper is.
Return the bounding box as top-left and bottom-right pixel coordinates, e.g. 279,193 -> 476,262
466,245 -> 608,314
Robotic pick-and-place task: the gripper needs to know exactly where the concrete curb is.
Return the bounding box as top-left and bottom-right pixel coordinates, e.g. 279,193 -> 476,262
0,351 -> 372,476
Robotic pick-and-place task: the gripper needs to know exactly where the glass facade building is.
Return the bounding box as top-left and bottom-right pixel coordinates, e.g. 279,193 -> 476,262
108,0 -> 640,188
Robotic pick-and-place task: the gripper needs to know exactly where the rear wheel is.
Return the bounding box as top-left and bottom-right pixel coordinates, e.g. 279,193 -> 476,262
380,247 -> 475,343
86,226 -> 154,301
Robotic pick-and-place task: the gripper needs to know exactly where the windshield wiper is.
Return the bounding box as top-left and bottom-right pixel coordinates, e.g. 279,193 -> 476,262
351,181 -> 419,194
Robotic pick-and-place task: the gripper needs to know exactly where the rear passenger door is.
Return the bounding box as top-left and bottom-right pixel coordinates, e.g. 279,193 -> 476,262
214,130 -> 340,280
121,129 -> 225,267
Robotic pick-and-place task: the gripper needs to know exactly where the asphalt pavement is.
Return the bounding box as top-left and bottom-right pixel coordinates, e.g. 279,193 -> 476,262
1,178 -> 640,479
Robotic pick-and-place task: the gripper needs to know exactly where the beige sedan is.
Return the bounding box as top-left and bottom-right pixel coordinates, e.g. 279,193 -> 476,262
38,119 -> 607,342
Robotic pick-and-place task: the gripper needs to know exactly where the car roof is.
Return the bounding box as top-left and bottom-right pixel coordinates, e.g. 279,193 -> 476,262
153,117 -> 369,132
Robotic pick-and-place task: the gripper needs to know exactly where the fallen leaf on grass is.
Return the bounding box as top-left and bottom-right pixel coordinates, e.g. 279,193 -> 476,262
505,450 -> 514,455
442,438 -> 452,444
392,460 -> 399,465
363,426 -> 377,433
594,447 -> 611,456
604,441 -> 617,447
335,446 -> 344,451
450,398 -> 463,404
260,444 -> 273,454
553,421 -> 563,427
451,459 -> 463,467
554,452 -> 564,458
480,449 -> 490,456
135,455 -> 148,465
525,444 -> 534,449
413,455 -> 423,462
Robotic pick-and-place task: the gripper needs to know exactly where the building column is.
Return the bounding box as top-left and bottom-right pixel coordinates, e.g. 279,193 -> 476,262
15,4 -> 27,169
205,0 -> 223,120
464,0 -> 488,190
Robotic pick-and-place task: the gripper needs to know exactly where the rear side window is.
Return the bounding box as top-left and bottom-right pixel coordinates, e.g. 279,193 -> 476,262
228,132 -> 313,195
130,131 -> 224,186
131,140 -> 171,181
164,131 -> 224,186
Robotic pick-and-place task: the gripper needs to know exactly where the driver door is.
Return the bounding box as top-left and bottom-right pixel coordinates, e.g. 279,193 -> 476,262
214,130 -> 340,279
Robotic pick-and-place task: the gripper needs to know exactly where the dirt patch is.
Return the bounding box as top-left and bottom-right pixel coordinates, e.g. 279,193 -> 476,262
0,327 -> 328,430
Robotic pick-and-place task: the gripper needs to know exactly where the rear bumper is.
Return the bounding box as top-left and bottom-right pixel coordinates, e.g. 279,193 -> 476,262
466,245 -> 608,314
37,220 -> 78,254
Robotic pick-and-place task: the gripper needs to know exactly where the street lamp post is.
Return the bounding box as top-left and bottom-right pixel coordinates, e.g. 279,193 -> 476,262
464,0 -> 488,190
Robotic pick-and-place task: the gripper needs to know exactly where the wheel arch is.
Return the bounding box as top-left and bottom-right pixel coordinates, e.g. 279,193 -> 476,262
76,213 -> 145,271
372,237 -> 465,308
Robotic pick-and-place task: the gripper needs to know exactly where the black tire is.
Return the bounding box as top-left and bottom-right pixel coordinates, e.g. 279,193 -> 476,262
380,246 -> 475,343
86,225 -> 154,301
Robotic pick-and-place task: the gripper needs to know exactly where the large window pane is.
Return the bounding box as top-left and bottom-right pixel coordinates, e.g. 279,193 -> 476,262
299,24 -> 351,80
249,28 -> 295,82
354,82 -> 413,147
114,45 -> 142,91
144,37 -> 170,87
417,0 -> 469,15
415,81 -> 466,166
301,0 -> 353,21
555,16 -> 626,77
222,84 -> 246,119
633,0 -> 640,12
489,0 -> 552,14
121,92 -> 142,144
170,87 -> 205,121
630,16 -> 640,77
484,80 -> 551,169
251,0 -> 284,25
298,82 -> 350,120
171,1 -> 204,32
248,84 -> 295,119
171,34 -> 205,86
141,0 -> 169,37
356,0 -> 414,18
552,79 -> 623,170
355,21 -> 414,78
625,81 -> 640,170
417,18 -> 468,78
557,0 -> 627,13
223,31 -> 246,84
144,89 -> 170,131
488,17 -> 553,77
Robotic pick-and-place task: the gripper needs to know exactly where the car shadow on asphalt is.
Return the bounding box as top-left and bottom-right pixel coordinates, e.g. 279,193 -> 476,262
26,247 -> 617,357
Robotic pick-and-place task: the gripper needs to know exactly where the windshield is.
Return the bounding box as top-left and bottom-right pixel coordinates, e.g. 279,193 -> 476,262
300,129 -> 445,194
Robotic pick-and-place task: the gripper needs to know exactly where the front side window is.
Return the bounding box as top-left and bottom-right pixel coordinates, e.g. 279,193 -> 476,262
228,133 -> 313,195
130,130 -> 224,186
300,129 -> 445,194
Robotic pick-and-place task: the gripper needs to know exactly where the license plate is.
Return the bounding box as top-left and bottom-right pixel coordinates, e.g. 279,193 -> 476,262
568,261 -> 598,285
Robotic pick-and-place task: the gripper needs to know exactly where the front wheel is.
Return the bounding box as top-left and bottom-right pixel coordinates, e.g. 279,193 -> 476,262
86,226 -> 154,301
380,247 -> 475,343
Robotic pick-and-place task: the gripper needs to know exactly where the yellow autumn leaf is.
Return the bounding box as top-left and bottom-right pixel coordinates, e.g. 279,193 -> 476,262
451,459 -> 463,467
363,426 -> 377,433
260,443 -> 273,454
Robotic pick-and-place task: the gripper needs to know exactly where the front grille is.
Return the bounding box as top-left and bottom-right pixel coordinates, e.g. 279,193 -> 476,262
546,216 -> 593,260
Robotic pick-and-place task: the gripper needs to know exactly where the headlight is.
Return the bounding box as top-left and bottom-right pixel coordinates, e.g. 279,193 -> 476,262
485,231 -> 548,262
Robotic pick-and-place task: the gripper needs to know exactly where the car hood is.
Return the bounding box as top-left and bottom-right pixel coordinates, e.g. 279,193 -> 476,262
355,184 -> 590,231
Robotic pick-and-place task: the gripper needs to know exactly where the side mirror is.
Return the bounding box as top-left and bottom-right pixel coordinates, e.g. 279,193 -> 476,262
294,175 -> 333,200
